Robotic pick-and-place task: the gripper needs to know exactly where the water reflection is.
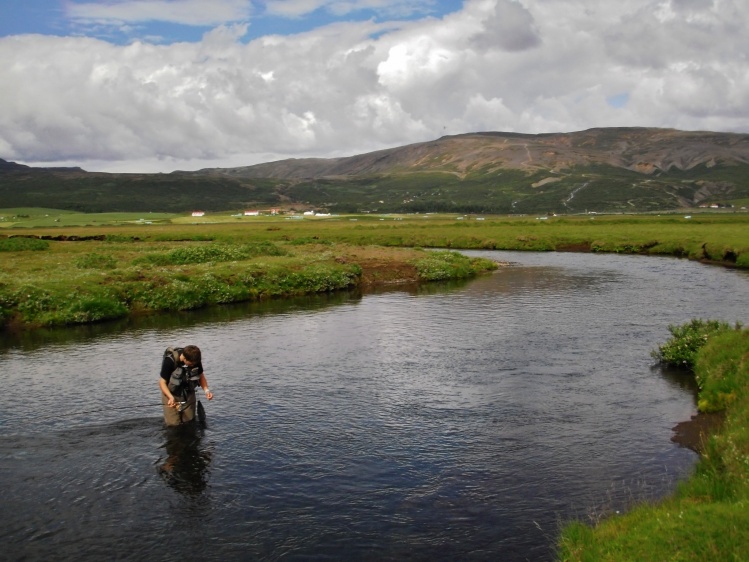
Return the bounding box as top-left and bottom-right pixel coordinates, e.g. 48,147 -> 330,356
0,279 -> 478,355
653,363 -> 701,397
158,423 -> 213,497
0,290 -> 362,354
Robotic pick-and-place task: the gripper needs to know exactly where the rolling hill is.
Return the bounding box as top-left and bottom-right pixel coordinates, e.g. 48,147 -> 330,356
2,127 -> 749,214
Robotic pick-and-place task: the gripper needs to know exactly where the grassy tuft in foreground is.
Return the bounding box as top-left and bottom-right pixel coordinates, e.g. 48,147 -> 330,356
558,322 -> 749,561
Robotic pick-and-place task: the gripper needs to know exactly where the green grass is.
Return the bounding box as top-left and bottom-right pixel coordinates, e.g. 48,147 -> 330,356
558,325 -> 749,561
0,237 -> 50,251
0,211 -> 747,328
4,211 -> 747,263
0,208 -> 176,228
0,225 -> 497,328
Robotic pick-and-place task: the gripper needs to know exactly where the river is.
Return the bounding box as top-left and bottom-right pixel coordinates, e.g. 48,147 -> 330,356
1,251 -> 748,561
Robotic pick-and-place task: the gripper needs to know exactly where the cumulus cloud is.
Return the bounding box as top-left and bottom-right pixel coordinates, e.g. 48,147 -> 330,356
471,0 -> 540,51
1,0 -> 749,172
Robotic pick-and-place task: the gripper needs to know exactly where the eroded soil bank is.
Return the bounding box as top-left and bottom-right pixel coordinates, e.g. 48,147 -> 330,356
671,412 -> 725,454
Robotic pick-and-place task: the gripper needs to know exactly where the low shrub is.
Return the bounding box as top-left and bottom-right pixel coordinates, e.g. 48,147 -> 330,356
151,234 -> 215,242
287,237 -> 334,245
412,250 -> 498,281
280,264 -> 360,293
133,242 -> 287,266
64,293 -> 129,323
651,319 -> 739,369
8,286 -> 128,326
0,237 -> 49,251
104,234 -> 139,242
75,252 -> 118,269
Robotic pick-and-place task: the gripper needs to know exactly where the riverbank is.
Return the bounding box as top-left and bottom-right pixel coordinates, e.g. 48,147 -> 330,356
558,326 -> 749,561
0,240 -> 498,330
2,212 -> 747,329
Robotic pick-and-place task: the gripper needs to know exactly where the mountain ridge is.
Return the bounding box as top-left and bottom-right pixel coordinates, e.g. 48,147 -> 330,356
2,127 -> 749,214
186,127 -> 749,179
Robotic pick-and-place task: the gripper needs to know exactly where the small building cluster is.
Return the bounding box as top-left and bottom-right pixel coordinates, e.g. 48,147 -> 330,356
192,207 -> 316,217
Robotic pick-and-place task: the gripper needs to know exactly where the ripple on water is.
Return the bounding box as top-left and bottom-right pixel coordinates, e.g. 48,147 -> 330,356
2,252 -> 747,561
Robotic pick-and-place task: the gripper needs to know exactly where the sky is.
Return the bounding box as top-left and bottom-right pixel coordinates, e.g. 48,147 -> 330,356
1,0 -> 748,173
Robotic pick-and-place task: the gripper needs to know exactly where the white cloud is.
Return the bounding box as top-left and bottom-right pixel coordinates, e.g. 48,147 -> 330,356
471,0 -> 540,52
1,0 -> 749,172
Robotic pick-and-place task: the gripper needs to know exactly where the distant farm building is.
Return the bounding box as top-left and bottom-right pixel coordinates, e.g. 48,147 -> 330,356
244,210 -> 259,216
191,211 -> 205,217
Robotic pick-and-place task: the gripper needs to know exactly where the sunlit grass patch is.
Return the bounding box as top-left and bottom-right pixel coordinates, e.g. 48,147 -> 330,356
412,250 -> 498,281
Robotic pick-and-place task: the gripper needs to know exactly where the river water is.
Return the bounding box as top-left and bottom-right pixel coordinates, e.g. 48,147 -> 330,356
1,251 -> 748,561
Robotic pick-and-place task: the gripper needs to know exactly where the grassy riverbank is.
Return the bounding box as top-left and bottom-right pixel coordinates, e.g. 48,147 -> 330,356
1,211 -> 747,329
0,236 -> 497,329
3,211 -> 747,265
558,322 -> 749,561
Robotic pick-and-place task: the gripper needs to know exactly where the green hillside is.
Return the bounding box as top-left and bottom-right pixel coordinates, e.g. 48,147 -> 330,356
2,128 -> 749,214
0,170 -> 282,213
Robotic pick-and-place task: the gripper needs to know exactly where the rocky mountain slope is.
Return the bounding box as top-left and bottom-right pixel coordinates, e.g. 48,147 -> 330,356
2,128 -> 749,214
194,127 -> 749,179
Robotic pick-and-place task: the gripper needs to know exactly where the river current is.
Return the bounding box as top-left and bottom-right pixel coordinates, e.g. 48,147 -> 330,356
1,251 -> 748,561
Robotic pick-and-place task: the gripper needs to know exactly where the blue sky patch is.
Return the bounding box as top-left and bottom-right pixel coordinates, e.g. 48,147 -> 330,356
0,0 -> 465,44
607,93 -> 629,109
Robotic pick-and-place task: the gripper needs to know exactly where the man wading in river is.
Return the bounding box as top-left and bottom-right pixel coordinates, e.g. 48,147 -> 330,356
159,345 -> 214,426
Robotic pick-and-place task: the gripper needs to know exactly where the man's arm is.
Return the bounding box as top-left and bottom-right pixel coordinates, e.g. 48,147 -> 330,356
198,373 -> 214,400
159,377 -> 178,408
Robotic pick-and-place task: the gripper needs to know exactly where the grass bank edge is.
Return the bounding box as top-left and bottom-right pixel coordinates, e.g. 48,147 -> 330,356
0,245 -> 498,329
558,321 -> 749,562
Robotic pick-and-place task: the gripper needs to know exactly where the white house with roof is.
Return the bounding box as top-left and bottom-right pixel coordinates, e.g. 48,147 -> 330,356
191,211 -> 205,217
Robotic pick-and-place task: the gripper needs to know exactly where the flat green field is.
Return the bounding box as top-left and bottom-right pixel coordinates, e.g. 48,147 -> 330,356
0,208 -> 175,227
4,209 -> 746,266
